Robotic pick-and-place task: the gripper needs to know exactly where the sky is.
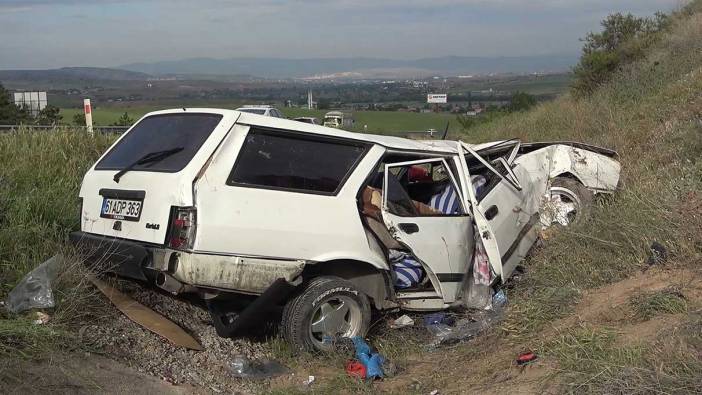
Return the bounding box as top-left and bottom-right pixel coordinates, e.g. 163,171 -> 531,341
0,0 -> 684,69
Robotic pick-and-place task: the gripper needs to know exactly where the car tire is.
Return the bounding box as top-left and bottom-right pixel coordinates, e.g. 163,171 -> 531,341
281,276 -> 371,352
545,177 -> 594,226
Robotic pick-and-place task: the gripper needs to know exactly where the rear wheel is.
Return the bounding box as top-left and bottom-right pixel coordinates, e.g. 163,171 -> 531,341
281,276 -> 370,352
542,177 -> 594,227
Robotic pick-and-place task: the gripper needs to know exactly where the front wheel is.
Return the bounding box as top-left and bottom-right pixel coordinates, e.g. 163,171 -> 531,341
281,276 -> 371,352
542,177 -> 594,227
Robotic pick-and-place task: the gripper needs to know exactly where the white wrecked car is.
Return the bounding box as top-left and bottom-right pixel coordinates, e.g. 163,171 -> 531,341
71,109 -> 620,351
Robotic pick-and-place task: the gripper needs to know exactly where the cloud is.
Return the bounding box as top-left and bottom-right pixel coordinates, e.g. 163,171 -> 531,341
0,0 -> 684,68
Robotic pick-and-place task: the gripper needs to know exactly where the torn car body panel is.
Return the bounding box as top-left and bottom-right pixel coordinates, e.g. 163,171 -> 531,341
169,253 -> 306,294
514,144 -> 621,195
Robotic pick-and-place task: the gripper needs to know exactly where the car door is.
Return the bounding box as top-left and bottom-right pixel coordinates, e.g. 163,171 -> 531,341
380,158 -> 473,303
457,142 -> 540,282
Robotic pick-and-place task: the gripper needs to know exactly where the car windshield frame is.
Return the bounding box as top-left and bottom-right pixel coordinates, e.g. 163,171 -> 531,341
95,113 -> 223,173
237,108 -> 267,115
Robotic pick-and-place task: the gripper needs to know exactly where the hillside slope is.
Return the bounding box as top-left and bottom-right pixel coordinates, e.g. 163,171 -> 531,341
439,1 -> 702,392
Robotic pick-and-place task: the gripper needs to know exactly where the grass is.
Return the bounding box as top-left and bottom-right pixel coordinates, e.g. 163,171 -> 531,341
0,128 -> 114,357
630,288 -> 688,321
546,316 -> 702,394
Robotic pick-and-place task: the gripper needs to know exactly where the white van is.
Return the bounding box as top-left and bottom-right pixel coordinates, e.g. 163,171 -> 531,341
71,108 -> 620,351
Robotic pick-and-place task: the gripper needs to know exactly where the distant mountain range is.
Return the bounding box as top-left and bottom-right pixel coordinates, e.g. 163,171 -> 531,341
120,55 -> 578,79
0,55 -> 578,84
0,67 -> 150,82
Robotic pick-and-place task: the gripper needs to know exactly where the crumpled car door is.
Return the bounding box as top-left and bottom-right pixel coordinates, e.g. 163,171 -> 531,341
380,158 -> 473,303
457,142 -> 540,282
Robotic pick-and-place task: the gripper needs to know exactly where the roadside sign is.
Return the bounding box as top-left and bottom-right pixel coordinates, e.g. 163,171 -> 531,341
427,94 -> 447,104
84,98 -> 94,136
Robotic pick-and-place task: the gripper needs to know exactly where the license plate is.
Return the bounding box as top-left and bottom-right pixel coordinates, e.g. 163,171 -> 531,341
100,198 -> 143,221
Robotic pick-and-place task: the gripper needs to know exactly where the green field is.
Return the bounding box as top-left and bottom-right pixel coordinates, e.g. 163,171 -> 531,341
60,105 -> 463,136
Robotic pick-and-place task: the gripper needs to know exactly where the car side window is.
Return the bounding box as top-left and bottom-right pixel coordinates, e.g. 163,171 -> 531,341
227,129 -> 367,195
383,160 -> 465,217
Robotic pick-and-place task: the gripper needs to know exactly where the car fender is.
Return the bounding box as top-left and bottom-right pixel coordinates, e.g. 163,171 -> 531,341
515,144 -> 621,196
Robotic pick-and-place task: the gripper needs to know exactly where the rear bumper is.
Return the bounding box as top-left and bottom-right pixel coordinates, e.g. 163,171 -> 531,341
69,231 -> 306,295
69,231 -> 153,281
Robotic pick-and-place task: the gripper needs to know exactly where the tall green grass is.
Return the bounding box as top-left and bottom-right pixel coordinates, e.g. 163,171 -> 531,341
0,129 -> 113,289
0,129 -> 114,357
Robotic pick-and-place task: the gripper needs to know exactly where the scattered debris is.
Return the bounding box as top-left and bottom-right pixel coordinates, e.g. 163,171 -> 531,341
346,360 -> 366,379
426,292 -> 508,347
89,276 -> 203,351
351,336 -> 385,380
31,311 -> 51,325
303,375 -> 315,386
81,286 -> 271,393
423,312 -> 455,327
646,241 -> 668,266
516,351 -> 538,366
492,289 -> 508,309
430,390 -> 440,395
5,255 -> 61,313
228,355 -> 290,379
389,314 -> 414,329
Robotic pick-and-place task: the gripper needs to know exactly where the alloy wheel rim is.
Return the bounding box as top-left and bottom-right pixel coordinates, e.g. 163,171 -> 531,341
309,295 -> 362,349
545,186 -> 582,226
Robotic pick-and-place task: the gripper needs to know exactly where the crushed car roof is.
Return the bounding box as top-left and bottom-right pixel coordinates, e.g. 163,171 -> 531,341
145,108 -> 487,154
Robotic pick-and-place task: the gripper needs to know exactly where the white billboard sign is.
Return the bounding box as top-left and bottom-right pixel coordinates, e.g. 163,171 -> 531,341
13,91 -> 48,115
427,93 -> 447,104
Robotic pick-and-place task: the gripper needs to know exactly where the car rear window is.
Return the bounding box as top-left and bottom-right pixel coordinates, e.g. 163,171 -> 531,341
227,129 -> 367,195
95,113 -> 223,172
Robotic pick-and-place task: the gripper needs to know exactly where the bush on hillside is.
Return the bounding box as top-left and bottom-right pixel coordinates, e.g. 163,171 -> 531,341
571,12 -> 670,97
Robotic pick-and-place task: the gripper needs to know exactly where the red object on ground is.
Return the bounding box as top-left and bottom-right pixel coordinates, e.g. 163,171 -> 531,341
516,351 -> 538,365
345,360 -> 367,379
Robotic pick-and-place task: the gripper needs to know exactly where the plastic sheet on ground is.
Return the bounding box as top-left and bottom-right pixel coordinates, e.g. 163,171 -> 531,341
389,314 -> 414,329
229,356 -> 290,379
426,291 -> 508,348
5,255 -> 61,313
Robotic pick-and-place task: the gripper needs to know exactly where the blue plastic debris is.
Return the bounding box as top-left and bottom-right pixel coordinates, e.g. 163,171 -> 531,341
492,289 -> 508,309
423,312 -> 455,327
351,336 -> 385,379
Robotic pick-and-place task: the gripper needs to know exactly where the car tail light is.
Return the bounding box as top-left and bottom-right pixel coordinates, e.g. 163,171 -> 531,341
168,207 -> 197,250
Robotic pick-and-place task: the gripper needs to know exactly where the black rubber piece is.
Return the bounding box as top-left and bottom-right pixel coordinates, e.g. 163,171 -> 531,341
208,277 -> 296,338
69,231 -> 149,281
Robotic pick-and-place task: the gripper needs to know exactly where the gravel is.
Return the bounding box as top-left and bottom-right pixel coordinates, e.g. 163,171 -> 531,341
80,283 -> 278,394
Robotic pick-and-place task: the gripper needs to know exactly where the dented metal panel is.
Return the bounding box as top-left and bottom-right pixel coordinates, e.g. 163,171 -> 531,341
172,252 -> 306,294
515,144 -> 621,195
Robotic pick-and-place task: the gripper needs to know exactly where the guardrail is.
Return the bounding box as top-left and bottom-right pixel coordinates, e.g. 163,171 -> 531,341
0,124 -> 129,134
